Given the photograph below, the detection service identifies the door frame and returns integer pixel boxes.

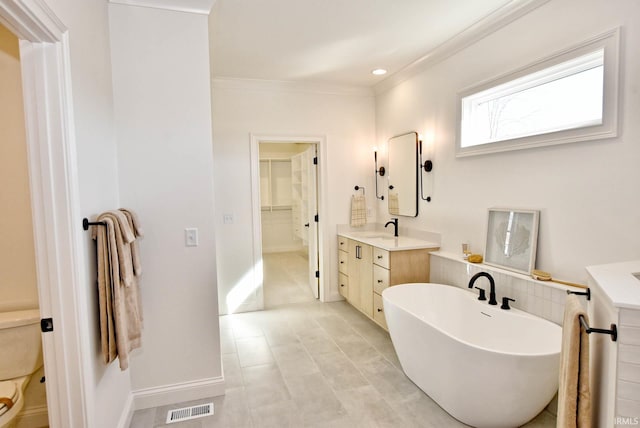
[249,134,328,309]
[0,1,89,426]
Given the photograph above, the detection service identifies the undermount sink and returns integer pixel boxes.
[359,233,396,239]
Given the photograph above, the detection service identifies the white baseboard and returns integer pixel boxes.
[15,405,49,428]
[131,376,225,411]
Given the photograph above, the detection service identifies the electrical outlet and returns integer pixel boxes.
[185,228,198,247]
[223,214,234,224]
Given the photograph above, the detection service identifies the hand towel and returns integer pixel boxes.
[350,194,367,227]
[388,192,399,215]
[119,208,143,276]
[557,294,592,428]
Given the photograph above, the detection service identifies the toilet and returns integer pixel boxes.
[0,309,43,428]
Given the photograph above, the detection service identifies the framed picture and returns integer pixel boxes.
[484,208,540,275]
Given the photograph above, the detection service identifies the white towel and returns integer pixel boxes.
[557,294,591,428]
[350,195,367,227]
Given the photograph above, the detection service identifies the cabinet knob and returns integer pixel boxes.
[340,261,344,264]
[340,283,344,287]
[377,280,383,283]
[377,308,383,312]
[377,255,383,259]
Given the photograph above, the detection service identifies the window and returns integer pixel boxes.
[456,28,619,156]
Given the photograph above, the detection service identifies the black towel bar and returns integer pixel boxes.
[567,288,591,300]
[579,314,617,342]
[82,218,107,231]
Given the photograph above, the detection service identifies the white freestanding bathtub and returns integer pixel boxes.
[382,283,561,428]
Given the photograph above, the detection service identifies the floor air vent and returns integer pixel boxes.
[166,402,214,424]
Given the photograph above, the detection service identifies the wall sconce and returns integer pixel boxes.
[419,139,433,202]
[374,149,385,200]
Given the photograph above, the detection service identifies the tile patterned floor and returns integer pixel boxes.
[263,251,315,308]
[130,254,556,428]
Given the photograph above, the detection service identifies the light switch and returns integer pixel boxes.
[223,214,234,224]
[185,228,198,247]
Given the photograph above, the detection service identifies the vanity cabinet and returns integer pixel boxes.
[338,234,436,330]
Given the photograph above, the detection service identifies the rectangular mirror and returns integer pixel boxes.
[388,132,418,217]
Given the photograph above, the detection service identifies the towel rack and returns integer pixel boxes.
[354,185,365,195]
[83,217,107,231]
[579,314,617,342]
[567,288,591,301]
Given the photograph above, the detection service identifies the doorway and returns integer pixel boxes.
[0,21,49,427]
[0,1,91,426]
[258,142,319,307]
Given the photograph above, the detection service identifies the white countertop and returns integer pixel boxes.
[586,260,640,310]
[338,231,440,251]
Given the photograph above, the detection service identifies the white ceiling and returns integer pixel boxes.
[208,0,514,87]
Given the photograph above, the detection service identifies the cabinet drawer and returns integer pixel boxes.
[373,264,390,295]
[337,235,348,250]
[373,247,390,269]
[373,293,388,330]
[338,250,349,274]
[339,273,349,298]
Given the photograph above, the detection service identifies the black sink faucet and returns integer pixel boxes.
[385,218,399,237]
[468,272,497,305]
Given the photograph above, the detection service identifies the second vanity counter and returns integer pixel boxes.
[337,230,439,330]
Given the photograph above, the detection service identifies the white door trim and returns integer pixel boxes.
[249,134,329,308]
[0,1,89,426]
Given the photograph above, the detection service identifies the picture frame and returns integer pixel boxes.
[484,208,540,275]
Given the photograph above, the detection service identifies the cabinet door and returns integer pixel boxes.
[346,239,373,316]
[373,264,390,295]
[373,293,388,330]
[338,272,349,298]
[358,244,373,317]
[347,240,361,309]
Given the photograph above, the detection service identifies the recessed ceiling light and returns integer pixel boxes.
[371,68,387,76]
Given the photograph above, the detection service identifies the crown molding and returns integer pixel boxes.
[374,0,551,95]
[108,0,216,15]
[212,77,374,97]
[0,0,66,42]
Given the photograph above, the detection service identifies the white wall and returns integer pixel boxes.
[0,22,38,311]
[212,79,376,314]
[109,3,223,397]
[375,0,640,283]
[40,0,130,426]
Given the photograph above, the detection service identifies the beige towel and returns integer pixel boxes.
[120,208,143,276]
[350,195,367,227]
[388,192,399,215]
[93,217,117,364]
[92,210,144,370]
[557,294,591,428]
